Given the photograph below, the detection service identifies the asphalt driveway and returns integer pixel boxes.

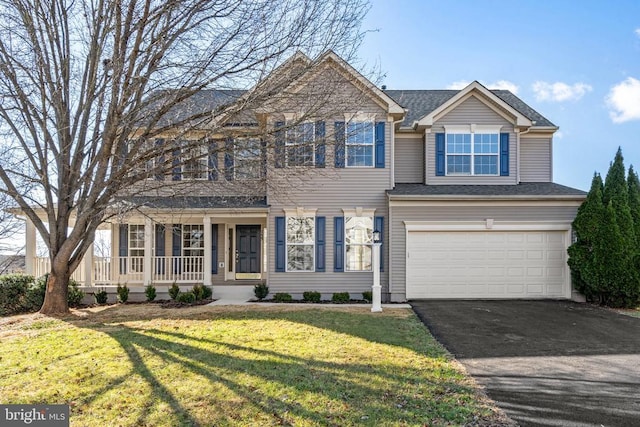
[410,300,640,427]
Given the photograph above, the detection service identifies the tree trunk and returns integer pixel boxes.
[39,264,71,315]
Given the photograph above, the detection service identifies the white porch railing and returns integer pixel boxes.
[33,256,205,285]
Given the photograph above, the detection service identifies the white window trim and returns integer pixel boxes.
[182,143,208,180]
[342,208,376,272]
[345,113,376,168]
[285,120,315,167]
[182,224,205,256]
[444,124,502,176]
[234,137,262,180]
[284,208,317,273]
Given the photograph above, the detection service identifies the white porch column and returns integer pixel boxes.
[143,218,153,285]
[371,240,382,313]
[25,218,36,275]
[203,216,212,286]
[84,243,94,287]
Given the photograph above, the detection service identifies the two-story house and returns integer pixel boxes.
[22,50,586,301]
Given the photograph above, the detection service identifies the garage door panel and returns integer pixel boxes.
[406,230,569,299]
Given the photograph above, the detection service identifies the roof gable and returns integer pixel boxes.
[416,81,532,128]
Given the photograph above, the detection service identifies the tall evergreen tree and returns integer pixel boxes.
[568,173,606,300]
[628,165,640,245]
[603,148,635,246]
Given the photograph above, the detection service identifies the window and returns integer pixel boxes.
[127,139,154,178]
[286,122,314,166]
[182,143,208,180]
[128,225,145,273]
[346,121,374,167]
[345,216,373,271]
[182,225,204,272]
[235,138,262,180]
[286,216,315,271]
[445,126,500,175]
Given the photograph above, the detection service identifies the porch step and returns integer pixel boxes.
[213,285,255,302]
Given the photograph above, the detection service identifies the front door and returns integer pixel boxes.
[236,225,261,277]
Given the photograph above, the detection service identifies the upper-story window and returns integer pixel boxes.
[346,121,374,167]
[286,122,315,167]
[234,138,262,180]
[182,144,208,180]
[445,125,501,176]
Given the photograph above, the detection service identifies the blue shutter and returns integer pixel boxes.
[334,216,344,272]
[172,224,181,274]
[224,137,234,181]
[155,138,165,181]
[315,121,325,168]
[435,133,445,176]
[374,121,385,168]
[500,133,509,176]
[275,121,285,168]
[315,216,326,272]
[261,138,267,178]
[374,216,384,272]
[172,147,181,181]
[275,216,285,272]
[119,224,128,274]
[208,139,218,181]
[334,122,345,168]
[211,224,218,274]
[155,224,165,274]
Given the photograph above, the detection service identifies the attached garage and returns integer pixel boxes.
[405,225,571,299]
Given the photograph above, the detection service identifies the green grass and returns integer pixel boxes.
[0,305,504,426]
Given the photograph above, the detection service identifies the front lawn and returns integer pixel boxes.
[0,305,509,426]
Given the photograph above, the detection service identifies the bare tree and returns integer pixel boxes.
[0,0,370,314]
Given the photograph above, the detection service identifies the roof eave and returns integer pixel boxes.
[387,194,586,202]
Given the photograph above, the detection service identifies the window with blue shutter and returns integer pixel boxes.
[275,122,285,168]
[334,217,344,272]
[172,147,182,181]
[315,121,325,168]
[435,133,445,176]
[172,224,181,274]
[375,122,385,168]
[119,224,128,274]
[224,137,234,181]
[154,139,165,181]
[315,217,326,272]
[275,216,285,272]
[155,224,165,274]
[208,140,218,181]
[500,133,509,176]
[335,122,345,168]
[211,224,218,274]
[374,216,384,272]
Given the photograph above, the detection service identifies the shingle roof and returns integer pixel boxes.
[385,89,555,128]
[151,89,246,127]
[120,196,268,209]
[387,183,586,198]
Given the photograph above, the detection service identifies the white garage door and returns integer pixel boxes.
[406,230,569,299]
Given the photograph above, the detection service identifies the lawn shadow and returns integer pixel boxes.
[63,304,485,426]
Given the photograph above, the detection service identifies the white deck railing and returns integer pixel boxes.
[33,256,205,285]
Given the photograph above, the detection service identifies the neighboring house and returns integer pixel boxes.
[21,51,586,301]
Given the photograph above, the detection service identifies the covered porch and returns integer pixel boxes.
[24,203,270,291]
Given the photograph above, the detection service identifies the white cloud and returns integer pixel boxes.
[607,77,640,123]
[635,28,640,37]
[554,131,564,139]
[446,80,519,94]
[532,81,592,102]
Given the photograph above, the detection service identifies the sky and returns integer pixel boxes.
[357,0,640,191]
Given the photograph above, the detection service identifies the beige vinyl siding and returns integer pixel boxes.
[520,137,552,182]
[388,203,580,302]
[426,96,517,185]
[394,135,424,183]
[264,66,392,297]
